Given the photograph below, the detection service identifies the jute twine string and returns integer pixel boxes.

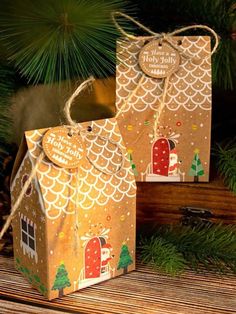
[153,76,170,140]
[0,152,45,240]
[64,77,125,175]
[64,76,124,252]
[113,12,219,140]
[112,12,219,54]
[0,77,125,242]
[64,77,95,131]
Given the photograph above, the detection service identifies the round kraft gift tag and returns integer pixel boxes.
[138,40,180,78]
[42,126,85,168]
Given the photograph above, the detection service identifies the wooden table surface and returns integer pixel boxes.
[1,254,236,314]
[1,169,236,313]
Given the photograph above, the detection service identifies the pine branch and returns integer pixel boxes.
[0,0,131,84]
[213,39,235,90]
[139,236,186,276]
[213,140,236,194]
[0,63,15,143]
[139,222,236,275]
[155,223,236,273]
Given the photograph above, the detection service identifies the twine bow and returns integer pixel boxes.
[112,12,219,53]
[0,77,125,246]
[113,12,220,140]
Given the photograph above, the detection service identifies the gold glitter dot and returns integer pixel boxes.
[59,232,64,239]
[120,215,125,221]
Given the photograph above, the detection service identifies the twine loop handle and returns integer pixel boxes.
[112,11,219,55]
[64,76,95,130]
[114,11,220,139]
[0,152,45,240]
[64,76,125,175]
[0,78,125,242]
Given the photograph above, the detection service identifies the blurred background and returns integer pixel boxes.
[0,0,235,254]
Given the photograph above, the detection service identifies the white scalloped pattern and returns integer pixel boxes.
[116,36,211,112]
[25,119,136,220]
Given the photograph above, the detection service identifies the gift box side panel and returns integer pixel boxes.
[45,194,136,300]
[44,192,136,300]
[76,118,137,289]
[11,151,49,298]
[116,36,212,182]
[158,106,212,182]
[23,127,81,299]
[32,118,137,299]
[10,118,137,300]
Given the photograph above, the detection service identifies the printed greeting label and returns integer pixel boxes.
[138,40,180,78]
[42,127,85,168]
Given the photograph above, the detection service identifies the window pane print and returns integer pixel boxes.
[28,224,34,237]
[22,231,28,244]
[21,219,27,231]
[29,237,35,250]
[21,217,36,252]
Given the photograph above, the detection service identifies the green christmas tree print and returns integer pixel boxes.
[15,257,48,297]
[128,151,138,176]
[52,263,71,298]
[189,150,204,182]
[117,244,133,274]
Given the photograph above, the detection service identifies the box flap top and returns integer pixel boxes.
[19,120,136,221]
[11,127,49,186]
[116,35,211,113]
[24,127,49,163]
[10,135,28,185]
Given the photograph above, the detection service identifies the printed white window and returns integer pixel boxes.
[20,214,38,263]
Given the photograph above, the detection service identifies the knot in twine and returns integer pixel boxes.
[113,12,220,140]
[0,77,125,245]
[64,77,94,131]
[112,12,219,54]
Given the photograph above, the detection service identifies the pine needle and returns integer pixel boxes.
[139,223,236,276]
[139,236,186,276]
[213,140,236,194]
[0,63,15,143]
[0,0,131,84]
[154,223,236,274]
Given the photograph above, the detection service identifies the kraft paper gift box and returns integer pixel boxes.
[116,35,214,182]
[10,118,136,300]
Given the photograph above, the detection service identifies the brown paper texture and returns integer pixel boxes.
[11,118,136,300]
[116,36,212,182]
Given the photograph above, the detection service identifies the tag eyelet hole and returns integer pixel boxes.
[67,132,73,137]
[177,40,182,45]
[87,126,92,132]
[158,42,162,47]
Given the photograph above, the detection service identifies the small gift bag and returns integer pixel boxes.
[1,78,136,300]
[114,13,219,182]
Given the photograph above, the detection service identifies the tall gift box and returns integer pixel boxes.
[115,15,218,182]
[10,116,136,300]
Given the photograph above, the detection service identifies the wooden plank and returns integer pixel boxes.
[1,299,70,314]
[136,173,236,226]
[0,255,236,314]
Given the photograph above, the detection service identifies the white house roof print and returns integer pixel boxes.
[116,36,211,112]
[25,118,136,220]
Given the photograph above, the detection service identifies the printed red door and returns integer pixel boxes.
[85,237,101,279]
[152,138,170,176]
